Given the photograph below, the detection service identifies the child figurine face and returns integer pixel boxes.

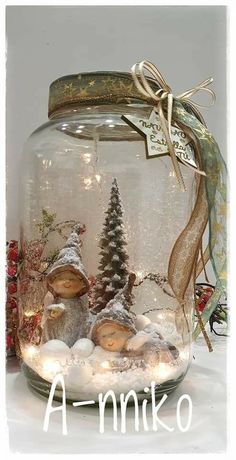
[96,322,134,352]
[50,271,86,298]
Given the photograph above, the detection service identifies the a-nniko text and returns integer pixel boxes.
[43,373,193,435]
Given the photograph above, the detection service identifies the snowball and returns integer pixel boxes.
[135,314,151,331]
[66,362,93,389]
[39,340,71,365]
[72,338,95,359]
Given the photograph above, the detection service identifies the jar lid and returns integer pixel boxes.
[48,71,156,117]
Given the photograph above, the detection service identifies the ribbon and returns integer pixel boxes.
[131,60,216,191]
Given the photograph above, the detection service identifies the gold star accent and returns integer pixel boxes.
[219,203,227,217]
[207,171,219,186]
[88,80,95,87]
[102,77,116,87]
[212,221,222,233]
[174,107,186,117]
[118,80,134,93]
[63,83,73,95]
[219,271,227,281]
[78,88,89,97]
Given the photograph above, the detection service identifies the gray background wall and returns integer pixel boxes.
[6,5,227,241]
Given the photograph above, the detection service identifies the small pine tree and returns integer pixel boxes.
[94,178,129,311]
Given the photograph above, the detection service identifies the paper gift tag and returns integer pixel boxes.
[122,109,197,168]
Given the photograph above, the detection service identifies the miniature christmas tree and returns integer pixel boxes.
[94,178,129,312]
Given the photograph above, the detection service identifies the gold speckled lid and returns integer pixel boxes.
[48,71,156,118]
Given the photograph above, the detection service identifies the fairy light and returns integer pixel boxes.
[157,312,164,321]
[179,348,190,361]
[136,270,144,280]
[24,345,38,359]
[95,174,101,183]
[101,360,110,369]
[83,153,92,164]
[42,159,52,168]
[154,362,172,380]
[84,177,92,189]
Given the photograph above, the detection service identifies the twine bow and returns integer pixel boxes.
[131,60,216,191]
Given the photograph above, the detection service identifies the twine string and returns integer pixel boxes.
[131,60,216,191]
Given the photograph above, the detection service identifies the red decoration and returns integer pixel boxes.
[7,248,18,263]
[197,286,214,312]
[18,312,42,345]
[6,240,19,356]
[7,266,17,277]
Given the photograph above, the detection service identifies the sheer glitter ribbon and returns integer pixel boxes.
[131,60,227,340]
[131,60,215,191]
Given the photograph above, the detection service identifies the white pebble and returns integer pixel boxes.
[66,362,93,389]
[135,314,151,331]
[72,338,95,359]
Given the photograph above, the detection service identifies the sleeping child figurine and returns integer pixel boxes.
[90,273,179,367]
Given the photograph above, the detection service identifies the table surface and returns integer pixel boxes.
[6,334,227,454]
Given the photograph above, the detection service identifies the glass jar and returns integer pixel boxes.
[18,71,201,403]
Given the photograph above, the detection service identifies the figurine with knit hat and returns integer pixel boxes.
[91,273,137,352]
[90,272,179,365]
[41,224,91,347]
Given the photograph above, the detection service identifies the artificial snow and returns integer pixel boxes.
[23,316,189,402]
